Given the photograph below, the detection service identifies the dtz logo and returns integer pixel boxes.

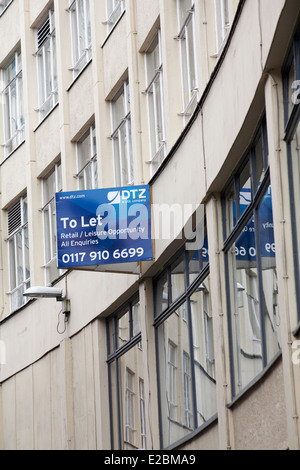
[107,188,147,204]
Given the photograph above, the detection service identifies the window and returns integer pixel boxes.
[139,380,147,449]
[283,24,300,124]
[42,162,63,284]
[223,118,281,397]
[69,0,92,78]
[125,369,135,445]
[286,116,300,331]
[214,0,230,53]
[283,23,300,330]
[110,80,133,186]
[183,352,192,428]
[1,49,25,157]
[154,223,217,449]
[7,196,30,312]
[107,297,147,450]
[105,0,125,33]
[35,8,58,121]
[176,0,198,123]
[76,125,98,190]
[0,0,13,15]
[167,341,178,421]
[144,32,166,175]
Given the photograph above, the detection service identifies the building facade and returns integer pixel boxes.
[0,0,300,450]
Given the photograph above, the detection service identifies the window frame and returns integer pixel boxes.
[75,124,98,190]
[110,80,133,187]
[107,295,146,450]
[68,0,92,78]
[125,368,136,445]
[35,8,58,122]
[176,1,198,123]
[139,379,147,449]
[283,22,300,333]
[154,230,217,449]
[214,0,230,54]
[105,0,125,33]
[41,162,63,285]
[1,49,25,157]
[283,23,300,127]
[0,0,14,15]
[144,31,167,176]
[7,195,30,312]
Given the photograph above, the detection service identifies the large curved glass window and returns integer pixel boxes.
[107,296,147,450]
[154,218,217,449]
[223,118,281,397]
[283,22,300,334]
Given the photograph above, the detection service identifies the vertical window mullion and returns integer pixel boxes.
[84,0,89,55]
[118,127,123,186]
[88,127,94,189]
[50,36,55,107]
[123,83,131,183]
[13,234,19,289]
[2,88,8,144]
[48,201,54,260]
[115,359,123,450]
[84,167,88,189]
[48,11,54,101]
[89,126,93,161]
[159,72,166,146]
[15,53,21,139]
[187,294,198,430]
[16,76,21,140]
[91,160,95,189]
[152,81,159,152]
[21,226,27,285]
[185,24,192,97]
[112,139,118,186]
[75,0,80,62]
[82,0,86,57]
[220,0,225,39]
[43,47,47,105]
[253,206,268,368]
[125,117,131,184]
[12,235,17,289]
[54,163,58,192]
[20,198,25,284]
[8,238,14,291]
[8,85,12,139]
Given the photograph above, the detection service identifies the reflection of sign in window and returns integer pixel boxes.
[234,188,275,261]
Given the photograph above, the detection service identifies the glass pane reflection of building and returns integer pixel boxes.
[108,298,146,450]
[227,188,281,395]
[290,119,300,299]
[157,275,217,448]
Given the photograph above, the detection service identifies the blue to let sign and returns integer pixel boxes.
[56,185,153,269]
